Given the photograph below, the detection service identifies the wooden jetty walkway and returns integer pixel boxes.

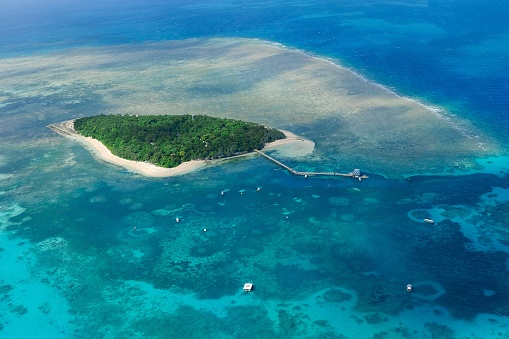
[254,150,368,180]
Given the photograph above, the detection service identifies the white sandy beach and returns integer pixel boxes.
[49,120,315,177]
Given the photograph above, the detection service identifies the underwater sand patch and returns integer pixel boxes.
[130,249,145,259]
[363,197,378,204]
[119,198,132,205]
[281,208,293,215]
[0,173,15,180]
[0,204,27,230]
[89,195,106,203]
[266,132,315,158]
[129,203,143,210]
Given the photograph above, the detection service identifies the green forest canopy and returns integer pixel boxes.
[74,114,286,168]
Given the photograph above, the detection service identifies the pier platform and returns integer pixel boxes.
[254,150,368,180]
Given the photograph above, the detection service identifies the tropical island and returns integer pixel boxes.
[74,114,286,168]
[49,114,314,177]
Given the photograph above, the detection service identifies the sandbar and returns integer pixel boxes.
[48,120,314,177]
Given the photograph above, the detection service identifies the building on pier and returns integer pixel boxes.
[352,168,361,177]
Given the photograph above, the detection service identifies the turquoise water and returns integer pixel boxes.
[3,151,509,337]
[2,1,509,338]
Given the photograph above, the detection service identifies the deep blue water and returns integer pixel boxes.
[2,0,509,138]
[2,0,509,338]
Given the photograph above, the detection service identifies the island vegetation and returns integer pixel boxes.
[73,114,286,168]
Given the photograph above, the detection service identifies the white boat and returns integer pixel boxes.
[407,284,413,292]
[424,218,434,224]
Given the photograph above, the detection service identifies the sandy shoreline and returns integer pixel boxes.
[48,120,315,177]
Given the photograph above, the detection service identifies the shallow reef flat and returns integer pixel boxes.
[0,38,499,177]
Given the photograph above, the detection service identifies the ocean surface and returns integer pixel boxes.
[1,0,509,338]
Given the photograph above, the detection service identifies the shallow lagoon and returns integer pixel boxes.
[1,39,509,338]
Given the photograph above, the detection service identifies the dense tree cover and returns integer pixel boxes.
[74,114,285,168]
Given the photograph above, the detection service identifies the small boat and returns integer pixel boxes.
[424,218,434,224]
[176,218,180,223]
[243,283,253,292]
[407,284,413,292]
[221,190,225,196]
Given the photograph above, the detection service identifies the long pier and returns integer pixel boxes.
[254,150,368,180]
